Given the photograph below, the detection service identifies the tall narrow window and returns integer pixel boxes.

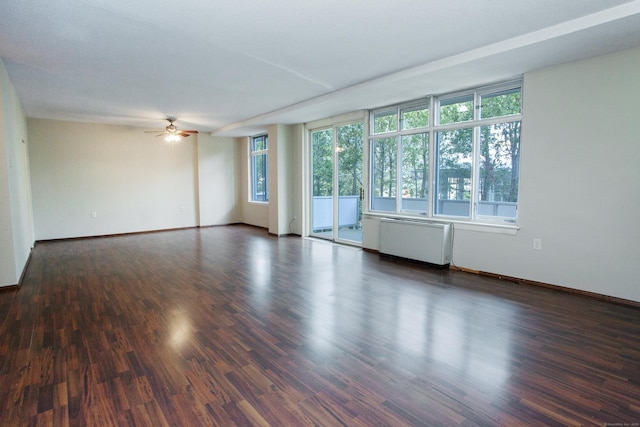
[401,133,428,212]
[435,128,473,217]
[477,86,521,218]
[250,135,268,202]
[478,121,520,218]
[371,137,397,212]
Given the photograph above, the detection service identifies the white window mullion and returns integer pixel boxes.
[362,112,371,215]
[332,128,339,241]
[469,91,481,219]
[471,125,481,220]
[394,106,402,213]
[427,96,436,217]
[396,134,402,213]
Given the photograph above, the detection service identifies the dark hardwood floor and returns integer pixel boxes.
[1,225,639,426]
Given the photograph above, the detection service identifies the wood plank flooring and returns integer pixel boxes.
[1,225,639,426]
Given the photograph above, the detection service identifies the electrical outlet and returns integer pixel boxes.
[533,238,542,250]
[91,211,97,218]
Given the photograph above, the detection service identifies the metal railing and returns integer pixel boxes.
[312,196,360,230]
[371,197,517,217]
[312,196,516,231]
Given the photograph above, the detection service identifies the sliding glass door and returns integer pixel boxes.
[310,122,363,244]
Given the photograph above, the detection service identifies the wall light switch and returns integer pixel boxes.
[533,238,542,250]
[91,211,97,218]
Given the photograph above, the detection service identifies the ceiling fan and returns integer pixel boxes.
[145,118,198,142]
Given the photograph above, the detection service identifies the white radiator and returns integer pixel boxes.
[379,219,452,266]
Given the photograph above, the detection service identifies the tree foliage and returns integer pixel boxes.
[478,91,521,202]
[337,123,363,196]
[402,133,428,198]
[312,129,332,197]
[437,128,473,200]
[372,137,396,197]
[373,112,397,134]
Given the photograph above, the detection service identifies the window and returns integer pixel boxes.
[401,101,429,130]
[372,108,398,134]
[477,121,520,217]
[369,80,522,222]
[435,128,472,216]
[371,137,397,211]
[401,133,428,212]
[438,94,473,125]
[250,134,268,202]
[480,87,521,119]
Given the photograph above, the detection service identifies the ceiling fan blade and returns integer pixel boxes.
[144,130,165,133]
[178,132,192,137]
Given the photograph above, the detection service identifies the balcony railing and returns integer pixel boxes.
[312,196,516,232]
[312,196,360,230]
[371,197,517,217]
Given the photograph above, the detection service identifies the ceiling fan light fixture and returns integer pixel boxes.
[146,118,196,143]
[165,134,181,143]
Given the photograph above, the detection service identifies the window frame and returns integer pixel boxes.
[400,99,430,131]
[371,107,399,135]
[368,79,523,225]
[249,134,269,203]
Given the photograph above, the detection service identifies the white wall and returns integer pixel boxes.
[28,119,199,240]
[197,134,242,226]
[0,81,14,285]
[267,124,296,235]
[239,127,303,234]
[513,47,639,301]
[290,124,304,236]
[364,47,640,302]
[0,59,33,287]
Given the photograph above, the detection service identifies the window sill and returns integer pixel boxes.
[362,212,519,235]
[248,201,269,206]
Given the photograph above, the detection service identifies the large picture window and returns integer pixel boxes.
[250,135,268,202]
[369,80,522,223]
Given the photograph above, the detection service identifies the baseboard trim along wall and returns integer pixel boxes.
[365,247,639,308]
[450,265,640,309]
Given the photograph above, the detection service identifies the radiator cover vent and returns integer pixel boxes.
[379,219,452,267]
